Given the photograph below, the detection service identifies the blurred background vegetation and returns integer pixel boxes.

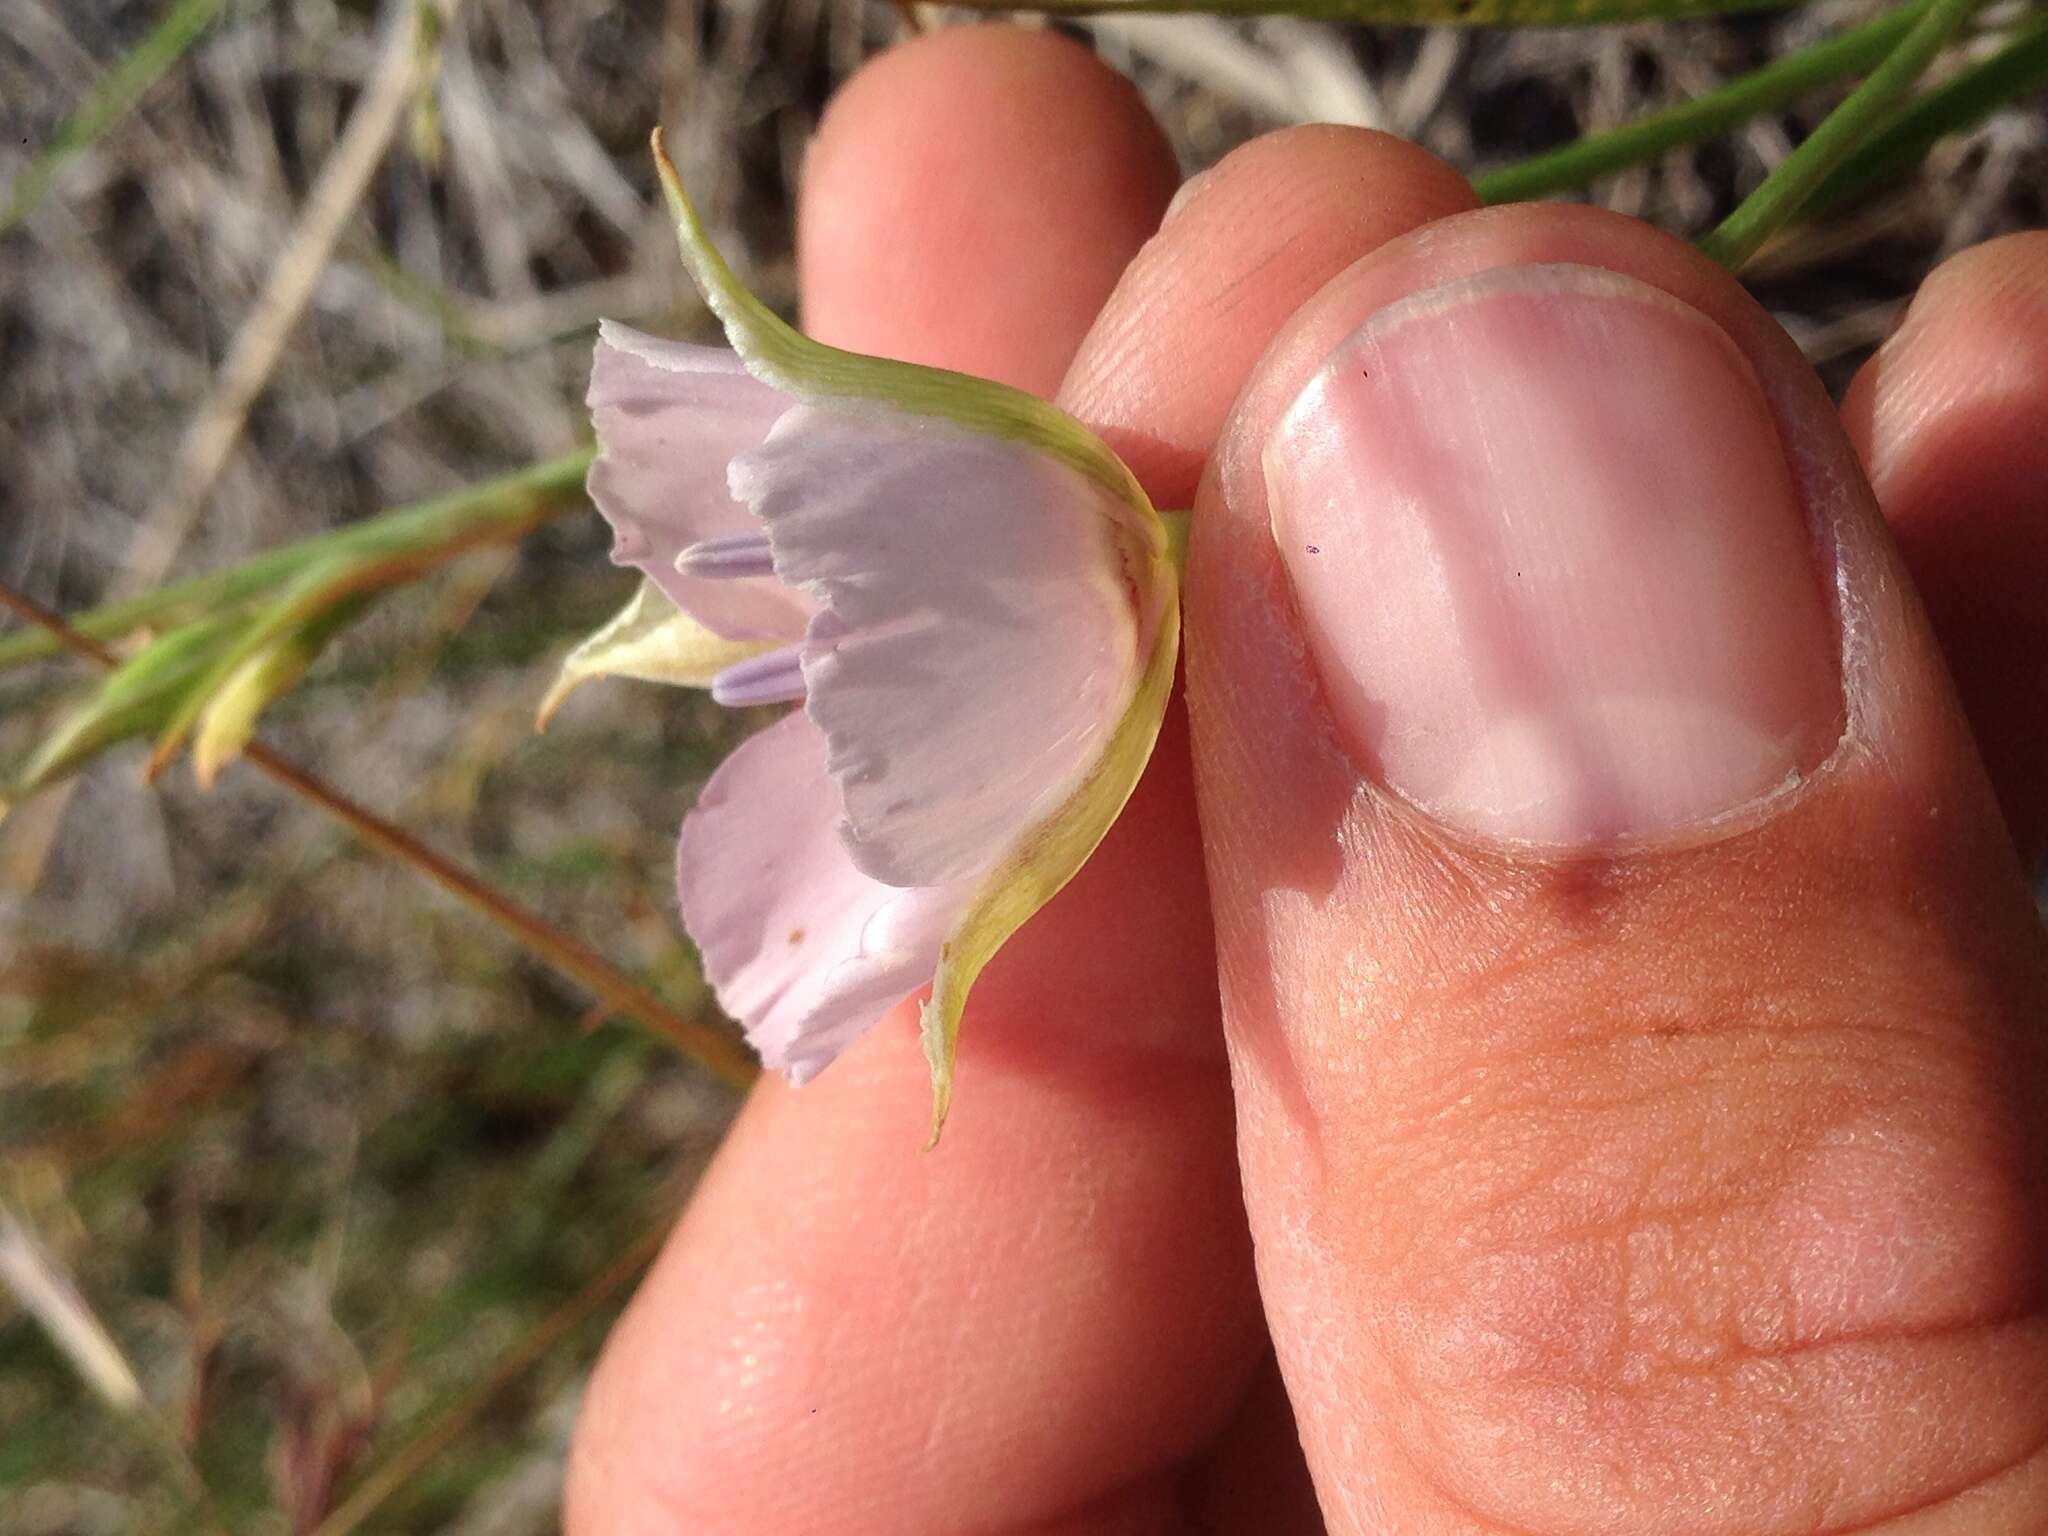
[0,0,2041,1530]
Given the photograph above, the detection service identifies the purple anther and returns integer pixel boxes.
[711,645,807,709]
[676,531,776,581]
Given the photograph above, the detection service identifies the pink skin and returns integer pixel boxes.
[567,25,2048,1536]
[1189,202,2048,1532]
[1265,263,1843,845]
[1841,234,2048,868]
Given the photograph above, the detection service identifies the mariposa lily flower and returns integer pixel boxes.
[548,132,1179,1137]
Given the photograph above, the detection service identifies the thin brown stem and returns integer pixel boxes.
[125,0,469,594]
[311,1214,671,1536]
[0,579,756,1090]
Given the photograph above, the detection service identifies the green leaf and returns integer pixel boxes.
[1475,1,1929,204]
[2,614,240,807]
[1807,14,2048,217]
[0,450,591,673]
[189,594,375,787]
[146,553,430,779]
[1700,0,1989,269]
[535,580,769,730]
[1,0,230,235]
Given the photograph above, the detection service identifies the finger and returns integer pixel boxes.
[1188,205,2048,1534]
[572,31,1216,1536]
[572,703,1252,1536]
[1843,232,2048,867]
[795,26,1176,392]
[1063,125,1478,504]
[565,91,1475,1536]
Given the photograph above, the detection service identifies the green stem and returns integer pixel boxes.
[1,0,232,234]
[1476,1,1928,203]
[0,578,757,1090]
[965,0,1794,23]
[0,448,592,671]
[1700,0,1989,268]
[1807,13,2048,215]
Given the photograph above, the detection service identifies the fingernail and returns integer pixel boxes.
[1267,263,1845,846]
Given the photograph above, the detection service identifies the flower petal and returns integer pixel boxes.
[678,710,970,1084]
[639,132,1190,1132]
[535,579,769,730]
[921,582,1181,1139]
[730,405,1152,890]
[649,130,1157,523]
[587,321,813,643]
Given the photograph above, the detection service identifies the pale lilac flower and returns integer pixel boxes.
[548,133,1180,1134]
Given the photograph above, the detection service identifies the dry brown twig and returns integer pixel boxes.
[125,0,469,598]
[0,578,758,1090]
[4,0,470,892]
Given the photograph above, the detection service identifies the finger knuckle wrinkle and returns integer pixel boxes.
[1353,1016,2048,1534]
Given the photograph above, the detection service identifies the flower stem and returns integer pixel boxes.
[0,449,594,672]
[1699,0,1990,269]
[1475,1,1928,203]
[0,577,756,1091]
[234,743,755,1087]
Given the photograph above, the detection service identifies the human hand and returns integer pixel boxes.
[566,27,2048,1534]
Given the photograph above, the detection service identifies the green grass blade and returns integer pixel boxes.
[190,594,375,787]
[3,614,240,801]
[957,0,1796,22]
[0,577,759,1089]
[1807,14,2048,216]
[1,0,229,235]
[1476,2,1928,202]
[145,555,388,781]
[1700,0,1990,267]
[0,449,592,672]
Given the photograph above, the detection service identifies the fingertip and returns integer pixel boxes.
[1188,204,1871,884]
[573,39,1234,1535]
[563,1034,1259,1535]
[798,25,1178,394]
[1842,232,2048,862]
[1843,231,2048,493]
[1188,204,2048,1533]
[1062,124,1477,503]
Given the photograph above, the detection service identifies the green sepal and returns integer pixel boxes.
[2,613,240,811]
[920,580,1181,1144]
[190,593,373,787]
[145,553,422,781]
[536,580,769,730]
[649,130,1161,563]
